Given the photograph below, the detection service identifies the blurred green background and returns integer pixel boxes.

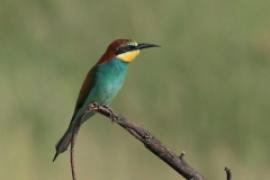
[1,0,270,179]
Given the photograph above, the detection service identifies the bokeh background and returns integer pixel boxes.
[1,0,270,179]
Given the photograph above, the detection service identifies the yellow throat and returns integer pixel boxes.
[116,50,140,62]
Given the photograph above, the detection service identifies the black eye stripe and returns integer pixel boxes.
[128,45,135,50]
[116,45,137,54]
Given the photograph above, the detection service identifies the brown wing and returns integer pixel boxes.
[71,65,97,119]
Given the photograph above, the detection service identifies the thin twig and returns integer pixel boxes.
[224,167,232,180]
[70,127,80,180]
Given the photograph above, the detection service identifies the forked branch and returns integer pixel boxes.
[69,102,233,180]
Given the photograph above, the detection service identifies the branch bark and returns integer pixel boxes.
[88,103,205,180]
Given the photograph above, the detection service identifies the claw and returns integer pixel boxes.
[104,105,118,122]
[89,101,98,110]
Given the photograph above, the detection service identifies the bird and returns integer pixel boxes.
[53,39,159,161]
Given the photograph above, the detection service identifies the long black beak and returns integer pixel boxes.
[137,43,160,50]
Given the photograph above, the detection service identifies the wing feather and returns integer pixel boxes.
[71,65,97,119]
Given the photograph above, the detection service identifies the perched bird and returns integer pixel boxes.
[53,39,159,161]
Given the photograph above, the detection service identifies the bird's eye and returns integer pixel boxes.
[127,45,137,50]
[116,45,137,54]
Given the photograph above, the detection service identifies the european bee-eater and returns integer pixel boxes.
[53,39,159,161]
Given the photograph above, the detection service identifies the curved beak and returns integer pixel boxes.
[137,43,160,50]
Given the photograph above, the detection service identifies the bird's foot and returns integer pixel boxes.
[103,105,118,123]
[89,101,98,110]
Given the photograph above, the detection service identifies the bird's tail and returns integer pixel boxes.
[53,110,94,162]
[53,123,79,162]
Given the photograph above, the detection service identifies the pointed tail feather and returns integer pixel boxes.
[53,126,74,162]
[53,110,94,161]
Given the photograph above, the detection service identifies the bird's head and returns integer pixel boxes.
[98,39,159,64]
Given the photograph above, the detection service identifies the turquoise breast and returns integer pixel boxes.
[85,58,128,105]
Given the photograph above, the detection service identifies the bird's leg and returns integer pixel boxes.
[89,102,118,122]
[89,101,98,111]
[103,105,118,123]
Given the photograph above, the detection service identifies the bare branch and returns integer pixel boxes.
[70,126,81,180]
[224,167,232,180]
[88,102,205,180]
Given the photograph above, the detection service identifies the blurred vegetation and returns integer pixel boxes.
[0,0,270,179]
